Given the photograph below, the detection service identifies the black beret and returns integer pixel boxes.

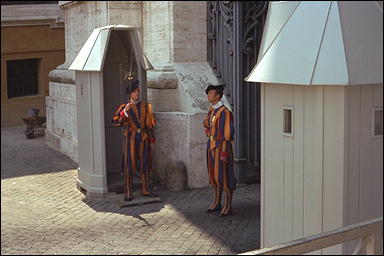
[205,84,225,94]
[126,80,140,94]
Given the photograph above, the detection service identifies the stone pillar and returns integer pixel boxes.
[143,1,229,188]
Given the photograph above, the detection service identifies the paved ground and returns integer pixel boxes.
[1,126,260,255]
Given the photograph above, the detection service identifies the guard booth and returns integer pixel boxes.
[69,25,153,197]
[245,1,382,255]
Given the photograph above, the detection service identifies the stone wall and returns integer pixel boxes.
[147,62,228,188]
[152,112,209,188]
[62,1,142,67]
[143,1,226,188]
[173,1,207,63]
[46,81,78,162]
[142,1,173,69]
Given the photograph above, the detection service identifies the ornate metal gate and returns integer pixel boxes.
[207,1,268,183]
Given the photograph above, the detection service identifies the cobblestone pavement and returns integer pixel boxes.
[1,126,260,255]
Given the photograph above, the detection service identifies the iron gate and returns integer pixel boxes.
[207,1,268,183]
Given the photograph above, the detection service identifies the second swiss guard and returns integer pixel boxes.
[112,79,157,201]
[203,84,236,217]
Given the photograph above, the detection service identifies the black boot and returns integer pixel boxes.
[219,189,233,217]
[206,186,222,213]
[141,173,158,197]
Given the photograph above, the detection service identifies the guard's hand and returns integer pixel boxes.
[220,152,228,163]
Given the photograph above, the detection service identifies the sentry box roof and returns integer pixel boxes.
[69,25,153,72]
[245,1,383,85]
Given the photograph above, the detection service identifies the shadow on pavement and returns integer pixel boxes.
[2,125,260,253]
[81,183,260,253]
[1,126,78,179]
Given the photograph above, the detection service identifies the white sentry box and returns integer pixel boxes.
[245,1,383,254]
[69,25,153,197]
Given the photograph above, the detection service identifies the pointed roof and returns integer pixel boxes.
[69,25,153,72]
[245,1,383,85]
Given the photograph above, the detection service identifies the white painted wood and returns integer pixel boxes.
[344,85,361,253]
[292,86,304,240]
[264,84,285,246]
[259,83,383,255]
[99,72,107,189]
[241,217,383,255]
[371,85,383,220]
[90,72,104,178]
[352,236,368,255]
[74,72,108,193]
[359,86,374,222]
[344,85,383,254]
[282,86,294,242]
[76,72,93,174]
[282,138,294,241]
[373,85,383,109]
[342,85,350,255]
[260,83,265,248]
[366,230,382,255]
[322,86,345,254]
[302,86,323,255]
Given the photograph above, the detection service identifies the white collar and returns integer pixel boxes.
[212,100,224,109]
[130,99,139,105]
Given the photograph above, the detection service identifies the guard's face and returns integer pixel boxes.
[207,90,220,104]
[130,87,140,101]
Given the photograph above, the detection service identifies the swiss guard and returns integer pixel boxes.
[203,84,236,217]
[112,79,157,201]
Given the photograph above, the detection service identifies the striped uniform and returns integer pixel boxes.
[113,101,156,177]
[203,104,236,191]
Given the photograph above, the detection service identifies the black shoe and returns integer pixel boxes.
[142,192,158,197]
[206,205,221,213]
[124,195,133,201]
[219,209,232,217]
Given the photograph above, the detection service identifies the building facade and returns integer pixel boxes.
[47,1,227,189]
[47,1,268,189]
[1,1,65,127]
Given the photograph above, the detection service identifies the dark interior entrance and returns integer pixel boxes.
[103,30,140,192]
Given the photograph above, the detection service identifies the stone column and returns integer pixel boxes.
[143,1,227,188]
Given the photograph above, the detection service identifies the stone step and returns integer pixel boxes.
[105,191,162,208]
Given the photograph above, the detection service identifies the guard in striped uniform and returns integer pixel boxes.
[203,84,236,217]
[112,80,157,201]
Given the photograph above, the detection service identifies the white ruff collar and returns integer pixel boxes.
[213,100,224,109]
